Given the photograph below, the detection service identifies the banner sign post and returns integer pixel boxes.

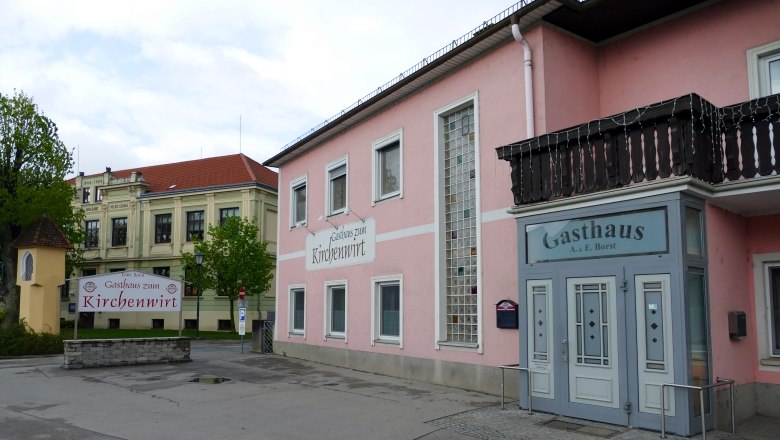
[75,270,183,339]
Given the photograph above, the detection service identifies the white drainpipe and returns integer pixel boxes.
[511,17,535,138]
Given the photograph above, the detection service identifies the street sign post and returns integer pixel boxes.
[238,287,247,353]
[238,307,246,335]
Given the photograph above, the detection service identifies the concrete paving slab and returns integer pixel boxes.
[0,340,776,440]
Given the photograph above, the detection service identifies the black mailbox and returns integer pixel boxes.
[496,300,519,329]
[728,311,747,340]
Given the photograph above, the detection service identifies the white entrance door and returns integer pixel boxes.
[567,277,620,408]
[527,279,554,399]
[635,274,675,415]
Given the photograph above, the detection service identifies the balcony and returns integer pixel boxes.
[496,93,780,210]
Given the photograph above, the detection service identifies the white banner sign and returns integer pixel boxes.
[306,218,375,271]
[77,270,182,312]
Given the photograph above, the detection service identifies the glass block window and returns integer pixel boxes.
[443,104,478,344]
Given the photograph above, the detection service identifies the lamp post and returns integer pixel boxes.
[195,251,203,338]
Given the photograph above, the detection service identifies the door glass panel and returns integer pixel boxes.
[687,271,710,416]
[574,282,610,366]
[583,292,602,358]
[645,290,665,364]
[533,291,548,360]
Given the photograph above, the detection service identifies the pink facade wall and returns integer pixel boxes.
[598,0,780,112]
[531,0,780,122]
[275,0,780,378]
[746,214,780,385]
[706,205,754,384]
[708,206,780,386]
[276,39,526,366]
[536,25,601,134]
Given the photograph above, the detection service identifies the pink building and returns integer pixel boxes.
[265,0,780,435]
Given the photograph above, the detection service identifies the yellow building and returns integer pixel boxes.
[15,216,70,334]
[65,154,278,331]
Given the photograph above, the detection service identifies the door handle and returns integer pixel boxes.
[562,338,568,363]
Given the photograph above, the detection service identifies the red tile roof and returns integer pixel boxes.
[73,153,277,194]
[13,216,72,249]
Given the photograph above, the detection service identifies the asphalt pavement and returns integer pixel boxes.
[0,340,774,440]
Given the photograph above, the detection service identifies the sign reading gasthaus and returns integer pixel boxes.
[306,218,376,271]
[77,270,182,312]
[526,208,667,263]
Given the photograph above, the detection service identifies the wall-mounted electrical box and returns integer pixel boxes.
[728,311,747,340]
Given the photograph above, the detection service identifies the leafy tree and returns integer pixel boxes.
[182,216,274,330]
[0,90,84,328]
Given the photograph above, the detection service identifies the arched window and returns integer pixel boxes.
[22,251,33,281]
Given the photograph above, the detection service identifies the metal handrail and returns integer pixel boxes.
[499,364,532,414]
[660,378,735,439]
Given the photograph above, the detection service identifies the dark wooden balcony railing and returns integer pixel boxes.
[496,93,780,206]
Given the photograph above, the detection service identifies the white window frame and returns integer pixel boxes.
[325,157,348,216]
[287,284,306,337]
[289,175,308,228]
[324,280,348,341]
[371,275,403,347]
[372,129,403,204]
[747,40,780,99]
[433,92,483,353]
[753,253,780,370]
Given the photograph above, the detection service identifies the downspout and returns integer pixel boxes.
[511,15,535,138]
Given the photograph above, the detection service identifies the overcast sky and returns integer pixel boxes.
[1,0,517,177]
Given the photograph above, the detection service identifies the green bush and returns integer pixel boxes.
[0,321,64,356]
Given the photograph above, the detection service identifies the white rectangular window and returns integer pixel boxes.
[327,159,348,216]
[748,40,780,98]
[325,283,347,339]
[769,266,780,356]
[372,276,403,345]
[753,255,780,367]
[373,131,402,202]
[290,176,307,227]
[288,286,306,335]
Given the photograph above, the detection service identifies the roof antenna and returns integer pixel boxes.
[239,115,242,154]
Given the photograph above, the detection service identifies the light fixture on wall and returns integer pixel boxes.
[319,215,338,230]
